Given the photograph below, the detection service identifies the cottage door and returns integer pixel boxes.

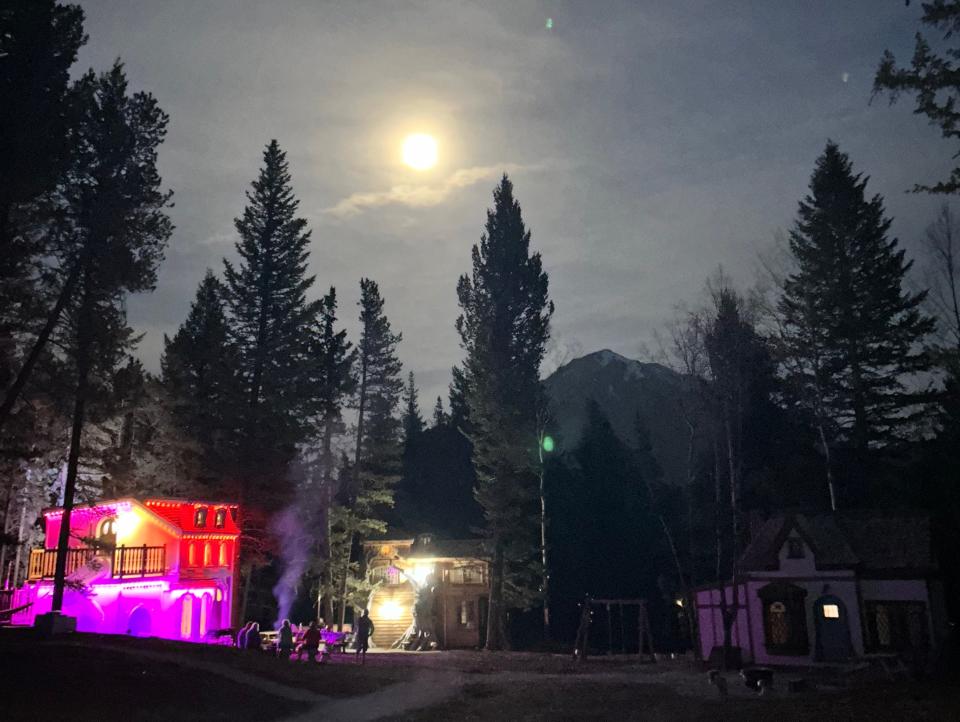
[814,595,853,661]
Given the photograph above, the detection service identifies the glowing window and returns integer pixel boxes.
[187,543,196,567]
[97,517,116,540]
[822,604,840,619]
[199,596,208,637]
[194,507,208,528]
[214,509,226,528]
[203,543,212,566]
[459,600,475,626]
[215,588,223,602]
[768,601,789,645]
[181,595,193,639]
[219,542,228,566]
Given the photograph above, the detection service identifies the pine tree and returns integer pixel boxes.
[432,396,448,427]
[160,270,238,480]
[334,278,402,626]
[222,139,321,506]
[779,142,935,496]
[455,175,554,649]
[402,371,424,442]
[0,1,86,431]
[45,62,172,612]
[311,287,356,488]
[308,286,356,624]
[874,1,960,194]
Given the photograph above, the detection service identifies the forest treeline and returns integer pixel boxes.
[1,1,959,649]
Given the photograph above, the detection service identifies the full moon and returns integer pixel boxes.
[402,133,438,170]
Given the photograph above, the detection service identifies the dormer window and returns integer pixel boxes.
[97,517,117,545]
[194,507,208,528]
[787,537,804,559]
[214,509,226,529]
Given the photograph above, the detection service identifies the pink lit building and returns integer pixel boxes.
[11,498,240,642]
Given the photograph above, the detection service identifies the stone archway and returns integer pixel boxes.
[128,605,152,637]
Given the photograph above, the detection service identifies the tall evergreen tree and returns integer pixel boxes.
[308,286,356,623]
[160,270,237,479]
[0,0,86,431]
[456,175,554,649]
[432,396,448,427]
[779,142,935,498]
[333,278,402,626]
[402,371,424,442]
[222,139,321,507]
[46,62,172,612]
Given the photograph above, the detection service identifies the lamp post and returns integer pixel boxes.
[538,431,554,640]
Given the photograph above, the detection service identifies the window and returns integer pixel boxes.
[450,565,485,585]
[787,537,805,559]
[214,508,226,528]
[758,582,809,655]
[459,600,475,627]
[219,542,228,566]
[203,542,212,566]
[187,543,197,567]
[822,604,840,619]
[97,517,116,539]
[180,595,194,639]
[864,601,929,653]
[194,507,208,528]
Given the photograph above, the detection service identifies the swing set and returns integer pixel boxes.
[572,595,656,663]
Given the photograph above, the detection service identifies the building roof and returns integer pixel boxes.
[738,512,935,574]
[364,534,487,561]
[43,497,240,537]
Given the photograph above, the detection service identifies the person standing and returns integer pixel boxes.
[302,621,322,663]
[355,608,375,664]
[237,621,251,650]
[278,619,295,659]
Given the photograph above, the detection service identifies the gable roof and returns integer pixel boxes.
[738,512,935,574]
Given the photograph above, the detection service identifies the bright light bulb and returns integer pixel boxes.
[402,133,438,170]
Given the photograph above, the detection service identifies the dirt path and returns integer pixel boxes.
[287,670,466,722]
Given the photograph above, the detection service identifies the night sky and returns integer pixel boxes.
[74,1,952,405]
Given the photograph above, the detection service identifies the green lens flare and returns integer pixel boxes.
[542,435,555,453]
[546,18,553,30]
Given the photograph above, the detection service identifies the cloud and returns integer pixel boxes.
[323,163,535,218]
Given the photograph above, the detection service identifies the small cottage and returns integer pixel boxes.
[695,513,947,666]
[363,534,489,649]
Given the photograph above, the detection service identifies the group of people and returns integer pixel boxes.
[237,610,375,664]
[235,620,262,650]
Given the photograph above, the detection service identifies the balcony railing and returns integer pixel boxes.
[27,545,166,581]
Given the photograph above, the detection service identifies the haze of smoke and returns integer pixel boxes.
[270,506,311,629]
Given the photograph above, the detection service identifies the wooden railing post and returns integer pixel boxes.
[140,544,147,577]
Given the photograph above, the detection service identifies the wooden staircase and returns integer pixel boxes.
[369,582,415,649]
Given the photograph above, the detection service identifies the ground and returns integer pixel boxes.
[0,629,956,721]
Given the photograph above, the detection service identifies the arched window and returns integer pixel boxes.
[758,581,809,655]
[180,595,194,639]
[203,542,212,566]
[214,509,226,528]
[218,542,228,566]
[188,543,196,567]
[199,595,209,638]
[194,507,208,528]
[97,517,116,539]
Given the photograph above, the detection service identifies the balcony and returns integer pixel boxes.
[27,545,166,581]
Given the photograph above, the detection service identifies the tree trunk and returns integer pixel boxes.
[0,261,81,434]
[484,541,506,650]
[51,304,92,612]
